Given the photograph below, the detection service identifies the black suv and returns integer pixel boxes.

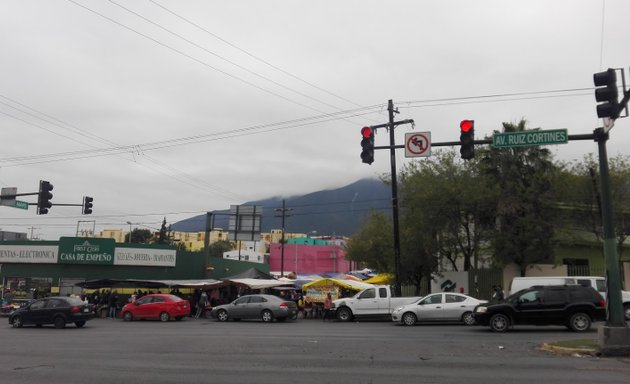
[9,296,94,329]
[473,285,606,332]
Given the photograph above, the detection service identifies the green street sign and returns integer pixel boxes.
[493,129,568,148]
[12,200,29,210]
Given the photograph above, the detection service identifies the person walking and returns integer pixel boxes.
[108,290,119,319]
[195,290,208,319]
[322,293,333,321]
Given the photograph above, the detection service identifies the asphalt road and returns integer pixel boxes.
[1,317,629,384]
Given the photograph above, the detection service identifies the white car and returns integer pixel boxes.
[392,292,487,326]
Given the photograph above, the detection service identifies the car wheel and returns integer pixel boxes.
[159,312,170,322]
[336,307,352,322]
[11,315,23,328]
[402,312,417,326]
[123,312,133,322]
[261,309,274,323]
[54,316,66,329]
[489,313,509,332]
[75,321,86,328]
[568,312,591,332]
[462,311,476,326]
[624,304,630,321]
[217,310,229,322]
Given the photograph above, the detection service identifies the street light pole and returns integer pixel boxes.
[126,221,132,243]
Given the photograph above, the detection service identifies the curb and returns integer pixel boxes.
[539,343,599,357]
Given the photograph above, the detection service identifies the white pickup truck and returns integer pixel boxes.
[333,285,422,322]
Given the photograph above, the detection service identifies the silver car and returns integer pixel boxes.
[210,294,298,323]
[391,292,487,326]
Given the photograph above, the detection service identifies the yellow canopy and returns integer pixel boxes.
[301,278,373,291]
[363,273,394,285]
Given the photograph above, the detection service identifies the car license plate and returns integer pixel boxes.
[83,308,90,313]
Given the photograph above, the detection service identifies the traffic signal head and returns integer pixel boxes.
[593,68,619,119]
[360,126,374,164]
[82,196,93,215]
[37,180,53,215]
[459,120,475,160]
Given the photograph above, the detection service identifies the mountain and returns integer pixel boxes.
[171,178,391,236]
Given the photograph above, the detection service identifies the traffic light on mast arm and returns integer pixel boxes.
[82,196,93,215]
[36,180,53,215]
[360,126,374,164]
[459,120,475,160]
[593,68,620,119]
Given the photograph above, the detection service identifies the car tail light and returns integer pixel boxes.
[598,299,606,308]
[71,306,80,313]
[279,302,288,308]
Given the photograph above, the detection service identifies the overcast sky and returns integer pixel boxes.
[1,0,629,240]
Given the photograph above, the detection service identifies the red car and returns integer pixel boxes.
[121,294,190,322]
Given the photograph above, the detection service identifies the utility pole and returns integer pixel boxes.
[275,200,293,277]
[366,100,414,296]
[387,100,403,297]
[27,227,39,240]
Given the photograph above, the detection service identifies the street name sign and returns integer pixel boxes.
[493,129,568,148]
[12,200,29,210]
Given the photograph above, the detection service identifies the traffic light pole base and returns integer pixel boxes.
[598,325,630,356]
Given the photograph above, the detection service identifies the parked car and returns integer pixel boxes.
[391,292,486,326]
[120,294,190,322]
[210,294,298,322]
[8,296,94,329]
[333,285,422,322]
[473,285,606,332]
[509,275,630,320]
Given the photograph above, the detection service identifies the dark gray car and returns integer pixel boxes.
[210,294,298,322]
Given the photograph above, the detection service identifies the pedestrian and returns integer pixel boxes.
[195,290,208,319]
[322,293,333,321]
[492,285,504,303]
[108,290,119,319]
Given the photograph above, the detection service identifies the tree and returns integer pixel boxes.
[479,120,560,276]
[345,211,394,274]
[207,240,235,258]
[157,217,168,245]
[557,153,630,258]
[125,228,153,244]
[399,150,496,272]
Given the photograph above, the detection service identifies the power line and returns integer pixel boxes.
[67,0,345,116]
[148,0,366,109]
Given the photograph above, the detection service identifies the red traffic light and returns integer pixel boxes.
[361,126,373,138]
[460,120,474,132]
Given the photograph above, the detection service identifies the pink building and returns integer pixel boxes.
[268,242,351,275]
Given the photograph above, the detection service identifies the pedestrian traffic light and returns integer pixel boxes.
[460,120,475,160]
[82,196,93,215]
[593,68,619,119]
[360,126,374,164]
[37,180,53,215]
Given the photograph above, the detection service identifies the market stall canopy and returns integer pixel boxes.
[227,278,291,290]
[363,274,394,285]
[75,278,222,289]
[301,278,374,292]
[222,268,275,280]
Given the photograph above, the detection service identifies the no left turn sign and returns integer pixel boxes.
[405,132,431,158]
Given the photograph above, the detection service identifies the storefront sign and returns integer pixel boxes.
[305,285,339,303]
[115,247,176,267]
[0,245,58,264]
[58,237,115,265]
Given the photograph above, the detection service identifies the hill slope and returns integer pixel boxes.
[171,178,391,236]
